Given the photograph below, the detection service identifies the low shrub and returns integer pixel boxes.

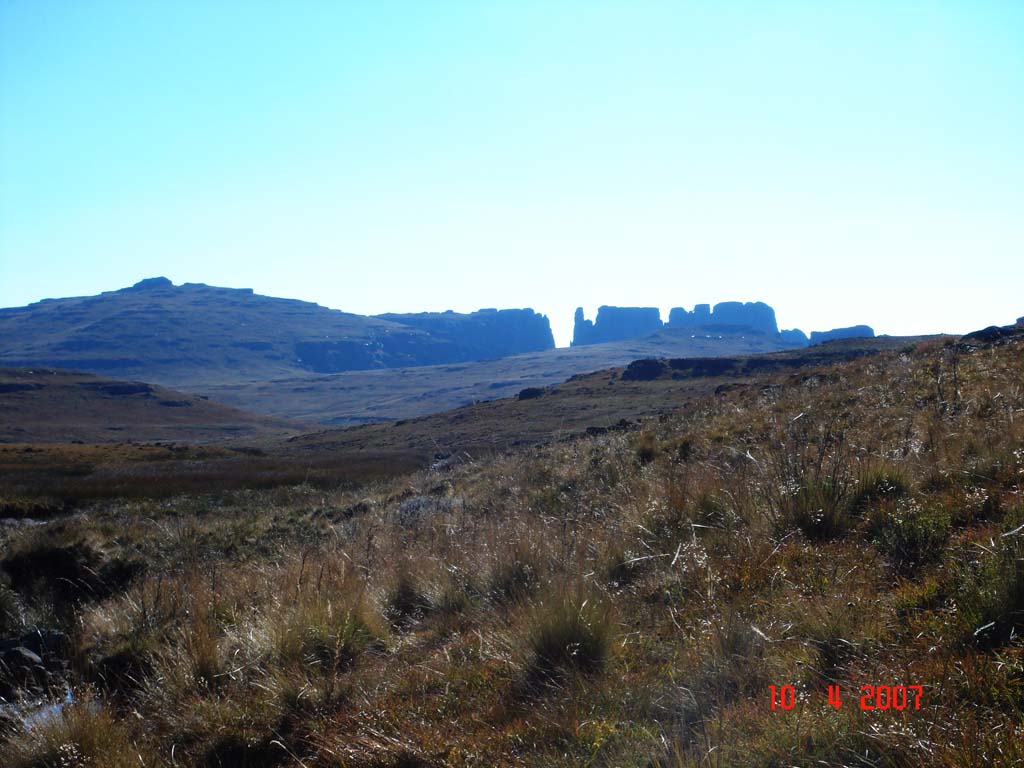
[874,499,951,574]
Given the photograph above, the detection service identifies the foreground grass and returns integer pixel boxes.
[1,336,1023,765]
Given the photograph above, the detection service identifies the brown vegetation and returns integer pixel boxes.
[2,334,1023,765]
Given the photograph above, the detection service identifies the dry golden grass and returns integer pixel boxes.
[1,335,1023,765]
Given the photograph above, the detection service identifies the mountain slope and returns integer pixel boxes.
[0,278,554,387]
[201,326,805,424]
[274,335,932,456]
[0,367,301,443]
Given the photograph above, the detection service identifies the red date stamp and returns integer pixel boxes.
[769,684,923,711]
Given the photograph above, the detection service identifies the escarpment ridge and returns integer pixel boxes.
[572,302,873,347]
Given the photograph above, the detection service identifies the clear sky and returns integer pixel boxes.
[1,1,1022,347]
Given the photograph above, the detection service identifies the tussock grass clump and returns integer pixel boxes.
[527,594,611,680]
[488,549,541,604]
[604,544,645,588]
[633,431,659,465]
[957,525,1024,647]
[385,571,432,627]
[848,468,907,516]
[691,611,771,703]
[0,581,23,635]
[784,478,854,541]
[763,422,856,541]
[435,568,476,618]
[184,596,222,689]
[272,593,383,672]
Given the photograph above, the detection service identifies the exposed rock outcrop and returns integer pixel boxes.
[572,306,662,346]
[377,308,555,362]
[688,301,778,336]
[125,276,173,291]
[574,301,779,347]
[809,325,875,344]
[780,328,809,346]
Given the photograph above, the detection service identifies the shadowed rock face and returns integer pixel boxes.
[376,308,555,361]
[668,301,778,336]
[809,325,875,344]
[572,302,877,350]
[574,301,780,347]
[572,306,662,346]
[780,328,810,346]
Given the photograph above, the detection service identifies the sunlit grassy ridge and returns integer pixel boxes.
[2,336,1023,766]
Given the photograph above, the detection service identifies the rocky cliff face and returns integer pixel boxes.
[780,328,810,346]
[667,301,778,335]
[375,308,555,361]
[572,302,876,349]
[574,301,779,347]
[572,306,663,346]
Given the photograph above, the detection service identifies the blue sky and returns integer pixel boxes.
[1,1,1022,346]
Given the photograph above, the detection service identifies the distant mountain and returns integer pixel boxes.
[572,302,873,347]
[376,308,554,359]
[0,278,555,387]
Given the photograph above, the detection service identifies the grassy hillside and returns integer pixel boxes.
[1,331,1023,766]
[281,336,929,455]
[201,327,822,425]
[0,367,302,444]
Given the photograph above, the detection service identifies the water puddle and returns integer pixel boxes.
[2,688,76,731]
